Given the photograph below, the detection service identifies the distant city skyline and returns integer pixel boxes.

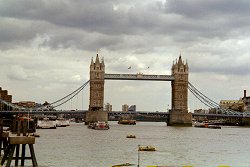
[0,0,249,111]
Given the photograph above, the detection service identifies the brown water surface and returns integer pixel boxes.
[32,122,250,167]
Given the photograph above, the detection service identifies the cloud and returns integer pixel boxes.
[7,65,29,81]
[0,0,250,110]
[164,0,250,19]
[187,38,250,76]
[1,0,250,51]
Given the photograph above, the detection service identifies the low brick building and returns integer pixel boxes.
[0,87,12,111]
[219,99,245,112]
[13,101,36,108]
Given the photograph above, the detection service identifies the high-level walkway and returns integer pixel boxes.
[104,73,175,81]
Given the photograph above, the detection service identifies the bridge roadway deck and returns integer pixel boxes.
[0,110,168,116]
[0,110,250,118]
[104,73,175,81]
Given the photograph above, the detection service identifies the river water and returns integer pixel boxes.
[31,122,250,167]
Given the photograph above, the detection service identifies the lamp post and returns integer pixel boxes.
[28,108,32,130]
[137,145,140,167]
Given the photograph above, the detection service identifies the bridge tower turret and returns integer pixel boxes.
[168,54,192,126]
[86,54,108,124]
[89,54,105,111]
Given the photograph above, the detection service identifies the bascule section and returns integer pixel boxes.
[169,55,192,126]
[85,54,108,124]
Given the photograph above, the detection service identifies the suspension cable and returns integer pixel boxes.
[188,82,242,115]
[0,80,89,111]
[33,80,89,110]
[188,85,218,108]
[50,80,89,105]
[52,83,86,108]
[188,82,219,106]
[188,86,213,108]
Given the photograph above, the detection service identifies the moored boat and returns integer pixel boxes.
[29,133,40,137]
[126,134,136,138]
[138,146,156,151]
[193,121,222,129]
[37,117,56,129]
[193,121,208,128]
[118,120,136,125]
[56,119,70,127]
[75,118,83,123]
[208,125,222,129]
[88,121,109,130]
[111,162,134,167]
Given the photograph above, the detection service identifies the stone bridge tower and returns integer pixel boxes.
[85,54,108,124]
[168,55,192,126]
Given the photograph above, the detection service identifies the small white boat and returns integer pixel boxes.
[193,121,208,128]
[56,119,70,127]
[37,118,56,129]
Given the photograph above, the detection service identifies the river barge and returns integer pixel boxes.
[118,120,136,125]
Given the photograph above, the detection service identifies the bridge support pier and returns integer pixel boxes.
[242,117,250,126]
[167,110,192,126]
[85,111,108,125]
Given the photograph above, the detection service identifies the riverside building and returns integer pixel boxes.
[0,87,12,111]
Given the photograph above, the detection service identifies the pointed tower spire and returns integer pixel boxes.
[95,54,100,64]
[178,54,182,65]
[185,59,189,72]
[91,57,94,65]
[101,57,105,67]
[90,57,94,69]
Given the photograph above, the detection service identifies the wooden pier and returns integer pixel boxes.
[0,116,38,167]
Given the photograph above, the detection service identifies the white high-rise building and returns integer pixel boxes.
[122,104,129,112]
[104,103,112,112]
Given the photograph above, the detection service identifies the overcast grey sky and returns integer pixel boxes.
[0,0,249,111]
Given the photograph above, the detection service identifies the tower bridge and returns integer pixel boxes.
[2,53,250,125]
[86,54,192,126]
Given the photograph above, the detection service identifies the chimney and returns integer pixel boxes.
[244,90,246,98]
